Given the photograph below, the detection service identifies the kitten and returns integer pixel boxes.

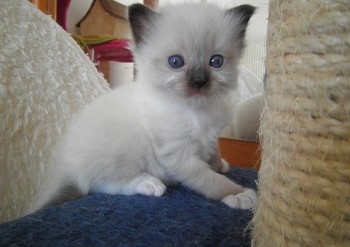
[34,3,256,211]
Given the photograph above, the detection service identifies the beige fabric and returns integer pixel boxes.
[0,0,110,223]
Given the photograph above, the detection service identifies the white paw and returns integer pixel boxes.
[219,159,230,173]
[222,189,256,209]
[135,174,166,197]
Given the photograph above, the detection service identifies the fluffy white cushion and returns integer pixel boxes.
[0,0,110,222]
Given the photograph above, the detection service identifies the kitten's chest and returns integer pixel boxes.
[187,110,219,141]
[187,111,221,158]
[154,107,222,160]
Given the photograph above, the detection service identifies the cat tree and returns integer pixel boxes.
[252,0,349,246]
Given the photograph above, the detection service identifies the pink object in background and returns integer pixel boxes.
[57,0,133,65]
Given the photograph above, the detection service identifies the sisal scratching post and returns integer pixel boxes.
[252,0,350,246]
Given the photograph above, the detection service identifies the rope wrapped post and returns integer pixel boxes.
[252,0,350,246]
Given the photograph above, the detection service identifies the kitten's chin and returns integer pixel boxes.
[187,88,207,97]
[184,88,213,106]
[187,87,208,97]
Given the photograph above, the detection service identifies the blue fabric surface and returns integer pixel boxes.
[0,167,257,247]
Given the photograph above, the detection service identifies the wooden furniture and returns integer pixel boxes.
[77,0,130,38]
[219,138,261,169]
[75,0,158,82]
[28,0,57,20]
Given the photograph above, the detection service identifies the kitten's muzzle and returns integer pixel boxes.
[188,67,209,89]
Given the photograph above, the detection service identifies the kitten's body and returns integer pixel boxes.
[34,3,256,211]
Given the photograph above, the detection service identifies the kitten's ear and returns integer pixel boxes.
[128,4,159,46]
[227,5,256,38]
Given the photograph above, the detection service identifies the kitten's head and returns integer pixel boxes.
[128,3,255,106]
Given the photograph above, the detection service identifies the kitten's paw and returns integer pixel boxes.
[219,159,230,173]
[135,174,166,197]
[222,189,256,209]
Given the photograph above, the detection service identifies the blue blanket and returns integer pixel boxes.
[0,167,257,247]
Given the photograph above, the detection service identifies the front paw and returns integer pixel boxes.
[222,189,256,209]
[135,174,166,197]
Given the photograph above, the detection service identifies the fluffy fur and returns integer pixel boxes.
[233,93,264,141]
[34,3,256,211]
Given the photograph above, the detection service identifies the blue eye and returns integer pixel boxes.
[209,54,224,68]
[168,55,185,69]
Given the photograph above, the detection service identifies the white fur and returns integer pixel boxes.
[35,3,256,211]
[233,93,264,141]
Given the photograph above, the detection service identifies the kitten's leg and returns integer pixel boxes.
[169,157,256,209]
[95,173,166,197]
[210,149,230,174]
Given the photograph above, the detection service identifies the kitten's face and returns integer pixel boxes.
[129,4,255,105]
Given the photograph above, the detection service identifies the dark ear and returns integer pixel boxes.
[227,5,256,38]
[128,4,159,46]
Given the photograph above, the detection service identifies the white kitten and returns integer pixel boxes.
[35,3,256,211]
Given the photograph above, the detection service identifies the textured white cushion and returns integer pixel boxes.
[0,0,110,222]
